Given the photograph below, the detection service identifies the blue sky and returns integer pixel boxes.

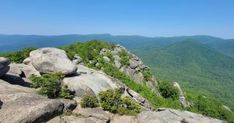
[0,0,234,38]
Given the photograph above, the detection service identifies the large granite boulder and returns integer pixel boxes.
[0,57,10,77]
[137,108,225,123]
[29,48,77,75]
[0,80,64,123]
[63,65,120,98]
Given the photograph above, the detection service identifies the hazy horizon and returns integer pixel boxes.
[0,33,232,40]
[0,0,234,38]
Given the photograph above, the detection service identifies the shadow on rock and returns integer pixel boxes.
[0,74,32,87]
[0,99,2,109]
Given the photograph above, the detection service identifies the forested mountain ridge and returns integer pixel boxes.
[132,40,234,110]
[1,34,234,58]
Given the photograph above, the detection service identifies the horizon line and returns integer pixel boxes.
[0,33,232,40]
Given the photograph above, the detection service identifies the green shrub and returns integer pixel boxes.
[29,72,72,99]
[142,69,153,81]
[105,51,114,62]
[99,89,141,115]
[80,95,99,108]
[63,40,114,62]
[119,50,130,66]
[158,80,179,99]
[186,94,234,123]
[120,56,130,66]
[119,96,141,115]
[60,84,73,99]
[99,89,122,113]
[0,48,36,63]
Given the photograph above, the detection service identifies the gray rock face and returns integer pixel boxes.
[73,106,112,122]
[72,54,83,65]
[63,65,153,110]
[0,99,2,109]
[113,55,121,68]
[103,56,110,62]
[111,115,138,123]
[59,99,77,112]
[125,88,153,110]
[23,57,31,65]
[63,65,120,98]
[48,107,225,123]
[17,64,41,78]
[29,48,77,75]
[7,63,22,77]
[0,79,64,123]
[173,82,190,107]
[0,57,10,77]
[137,109,225,123]
[48,116,102,123]
[99,45,157,89]
[223,105,232,112]
[129,58,141,69]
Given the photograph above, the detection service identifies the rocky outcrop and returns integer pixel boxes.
[63,65,121,99]
[1,62,40,88]
[223,105,232,112]
[63,64,153,110]
[173,82,191,107]
[29,48,77,75]
[124,88,152,110]
[48,106,225,123]
[48,104,112,123]
[0,57,10,77]
[59,99,77,112]
[0,79,64,123]
[72,54,83,65]
[0,47,228,123]
[137,108,225,123]
[99,45,157,89]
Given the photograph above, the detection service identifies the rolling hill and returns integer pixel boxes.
[1,34,234,58]
[132,40,234,110]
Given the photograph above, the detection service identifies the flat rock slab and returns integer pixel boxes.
[48,116,104,123]
[63,65,120,97]
[137,109,225,123]
[0,80,64,123]
[73,106,112,122]
[111,115,138,123]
